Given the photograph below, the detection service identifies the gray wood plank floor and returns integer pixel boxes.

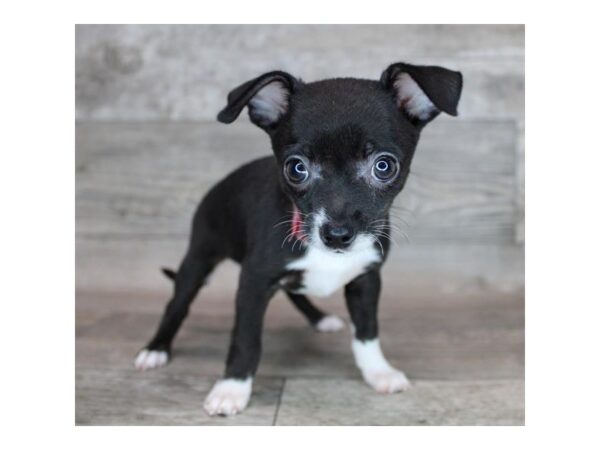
[76,287,524,425]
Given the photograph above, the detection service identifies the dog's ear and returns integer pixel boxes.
[380,62,463,127]
[217,71,300,131]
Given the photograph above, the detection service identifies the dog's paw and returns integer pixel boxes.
[134,349,169,371]
[203,378,252,417]
[315,315,345,332]
[363,368,411,394]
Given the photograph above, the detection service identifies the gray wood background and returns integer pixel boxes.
[75,25,524,294]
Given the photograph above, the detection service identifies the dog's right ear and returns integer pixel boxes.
[217,71,300,131]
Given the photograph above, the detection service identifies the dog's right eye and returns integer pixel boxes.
[284,157,310,185]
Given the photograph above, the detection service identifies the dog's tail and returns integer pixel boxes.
[161,267,177,281]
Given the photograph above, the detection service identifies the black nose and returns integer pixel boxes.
[320,223,356,249]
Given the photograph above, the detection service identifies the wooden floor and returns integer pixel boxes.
[76,263,524,426]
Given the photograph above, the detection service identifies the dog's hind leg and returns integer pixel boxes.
[134,243,221,371]
[286,292,345,332]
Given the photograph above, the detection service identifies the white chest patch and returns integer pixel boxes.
[286,235,381,298]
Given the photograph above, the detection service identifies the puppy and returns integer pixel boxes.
[135,62,463,416]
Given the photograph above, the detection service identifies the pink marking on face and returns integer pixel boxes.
[291,206,306,241]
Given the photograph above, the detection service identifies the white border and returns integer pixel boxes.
[2,0,600,447]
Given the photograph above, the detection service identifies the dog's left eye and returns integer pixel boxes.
[372,154,399,182]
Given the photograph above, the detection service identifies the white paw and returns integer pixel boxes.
[352,338,411,393]
[134,349,169,371]
[203,378,252,416]
[315,315,345,332]
[363,368,411,394]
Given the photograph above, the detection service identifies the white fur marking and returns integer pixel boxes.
[287,210,381,298]
[287,236,380,297]
[203,378,253,416]
[394,73,438,120]
[249,81,288,123]
[352,338,411,393]
[315,315,345,332]
[134,349,169,371]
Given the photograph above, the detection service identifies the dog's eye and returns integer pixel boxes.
[284,157,310,184]
[372,154,399,182]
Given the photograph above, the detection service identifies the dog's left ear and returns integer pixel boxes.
[217,71,300,131]
[380,62,463,127]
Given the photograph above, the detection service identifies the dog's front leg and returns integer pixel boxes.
[345,270,411,394]
[203,267,275,416]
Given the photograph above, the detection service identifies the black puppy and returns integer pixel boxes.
[135,62,463,416]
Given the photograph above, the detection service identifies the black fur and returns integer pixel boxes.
[139,62,462,384]
[160,265,328,325]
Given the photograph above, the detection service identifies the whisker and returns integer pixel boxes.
[370,233,385,256]
[272,219,294,229]
[291,239,299,252]
[281,230,296,248]
[373,230,400,248]
[389,206,415,218]
[370,222,407,235]
[377,223,409,237]
[388,216,411,228]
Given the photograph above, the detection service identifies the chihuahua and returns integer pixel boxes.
[134,62,463,416]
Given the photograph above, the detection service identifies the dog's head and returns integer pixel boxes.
[218,63,462,252]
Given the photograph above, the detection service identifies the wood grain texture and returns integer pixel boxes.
[75,292,523,425]
[515,120,525,243]
[275,378,524,426]
[76,120,517,243]
[76,367,523,426]
[76,235,524,294]
[76,296,524,380]
[76,24,524,121]
[76,368,283,425]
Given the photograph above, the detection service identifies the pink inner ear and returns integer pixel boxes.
[249,81,289,125]
[393,73,438,121]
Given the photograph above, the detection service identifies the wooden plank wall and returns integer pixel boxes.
[75,25,524,293]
